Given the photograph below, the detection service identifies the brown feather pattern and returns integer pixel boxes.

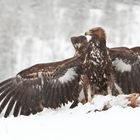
[0,36,88,117]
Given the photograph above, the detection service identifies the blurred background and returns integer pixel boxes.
[0,0,140,81]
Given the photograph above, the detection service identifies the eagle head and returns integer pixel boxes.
[85,27,106,42]
[71,35,88,56]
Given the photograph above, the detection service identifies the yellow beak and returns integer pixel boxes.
[85,30,92,36]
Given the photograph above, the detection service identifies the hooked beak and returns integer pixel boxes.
[85,30,92,36]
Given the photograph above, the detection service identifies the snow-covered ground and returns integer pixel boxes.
[1,95,140,140]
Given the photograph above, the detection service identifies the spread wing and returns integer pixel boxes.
[0,57,83,117]
[110,47,140,95]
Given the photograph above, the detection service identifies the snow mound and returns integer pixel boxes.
[0,95,140,140]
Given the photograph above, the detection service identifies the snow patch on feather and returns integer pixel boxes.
[59,68,77,83]
[112,58,131,72]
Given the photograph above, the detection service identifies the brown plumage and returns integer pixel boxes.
[131,46,140,55]
[70,27,124,108]
[72,28,140,96]
[0,36,88,117]
[84,27,121,96]
[110,46,140,95]
[70,36,92,108]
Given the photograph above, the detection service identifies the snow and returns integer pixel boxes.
[59,68,77,83]
[1,95,140,140]
[112,58,132,72]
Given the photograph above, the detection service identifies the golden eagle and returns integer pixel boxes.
[84,27,140,96]
[84,27,122,96]
[1,27,140,117]
[71,27,140,109]
[0,36,88,117]
[70,27,123,108]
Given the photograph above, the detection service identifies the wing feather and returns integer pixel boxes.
[46,81,56,108]
[0,93,12,114]
[4,85,22,117]
[0,82,13,94]
[13,102,21,117]
[0,82,20,114]
[4,97,17,117]
[0,58,82,117]
[13,84,25,117]
[52,81,60,108]
[42,81,51,107]
[61,83,68,105]
[0,86,14,102]
[57,82,63,107]
[0,78,14,88]
[65,82,72,101]
[111,47,140,94]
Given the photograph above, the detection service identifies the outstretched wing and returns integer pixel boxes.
[0,57,83,117]
[110,47,140,95]
[0,76,44,117]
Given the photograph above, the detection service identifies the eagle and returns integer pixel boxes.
[72,27,140,109]
[70,27,123,108]
[0,36,89,117]
[84,27,122,96]
[82,27,140,96]
[1,27,140,117]
[70,36,93,108]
